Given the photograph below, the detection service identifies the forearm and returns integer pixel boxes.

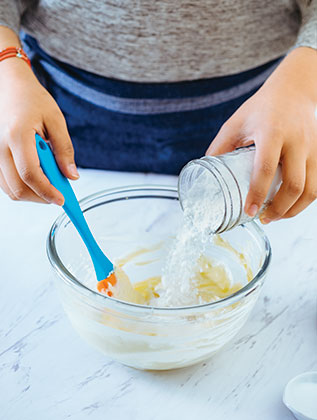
[0,26,34,82]
[262,47,317,104]
[0,25,21,49]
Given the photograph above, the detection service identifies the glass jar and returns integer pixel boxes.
[178,146,282,234]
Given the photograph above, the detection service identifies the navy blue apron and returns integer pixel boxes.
[22,33,281,175]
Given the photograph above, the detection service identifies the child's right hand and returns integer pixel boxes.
[0,57,79,205]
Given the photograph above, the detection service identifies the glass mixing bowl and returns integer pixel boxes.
[47,185,271,370]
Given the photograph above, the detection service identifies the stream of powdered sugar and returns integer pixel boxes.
[153,170,225,307]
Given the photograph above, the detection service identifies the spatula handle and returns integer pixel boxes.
[35,134,113,280]
[35,134,93,245]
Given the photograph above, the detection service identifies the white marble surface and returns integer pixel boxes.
[0,168,316,420]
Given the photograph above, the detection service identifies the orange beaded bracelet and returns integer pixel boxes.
[0,47,31,67]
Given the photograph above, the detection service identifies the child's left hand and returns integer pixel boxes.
[206,47,317,224]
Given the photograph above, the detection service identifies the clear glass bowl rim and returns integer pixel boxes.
[47,184,271,315]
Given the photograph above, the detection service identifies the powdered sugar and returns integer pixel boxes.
[154,170,225,307]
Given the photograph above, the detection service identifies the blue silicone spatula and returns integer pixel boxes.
[35,134,116,294]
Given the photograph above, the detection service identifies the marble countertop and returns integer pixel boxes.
[1,168,316,420]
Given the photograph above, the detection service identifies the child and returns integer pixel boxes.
[0,1,316,224]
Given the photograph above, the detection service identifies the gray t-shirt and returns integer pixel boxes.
[0,0,316,82]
